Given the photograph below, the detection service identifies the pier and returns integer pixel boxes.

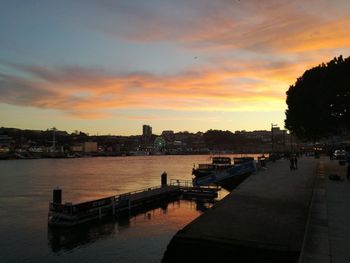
[48,179,220,227]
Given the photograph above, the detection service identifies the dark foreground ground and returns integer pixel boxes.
[163,157,350,263]
[299,158,350,263]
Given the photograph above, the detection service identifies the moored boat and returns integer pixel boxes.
[192,156,256,190]
[192,157,234,178]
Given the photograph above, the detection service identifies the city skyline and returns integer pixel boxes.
[0,124,288,137]
[1,1,350,135]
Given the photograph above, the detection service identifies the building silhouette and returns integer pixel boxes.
[142,125,152,142]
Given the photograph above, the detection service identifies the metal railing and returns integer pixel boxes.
[169,179,221,190]
[50,179,220,216]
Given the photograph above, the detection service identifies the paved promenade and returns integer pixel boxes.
[163,157,319,263]
[299,157,350,263]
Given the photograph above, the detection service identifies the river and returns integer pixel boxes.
[0,154,256,262]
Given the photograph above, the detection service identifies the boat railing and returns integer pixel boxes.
[169,179,220,190]
[170,179,193,187]
[197,164,213,169]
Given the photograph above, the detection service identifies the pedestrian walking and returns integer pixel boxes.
[328,150,333,160]
[294,155,298,169]
[290,156,295,170]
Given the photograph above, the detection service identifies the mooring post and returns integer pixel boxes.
[53,187,62,204]
[161,171,167,187]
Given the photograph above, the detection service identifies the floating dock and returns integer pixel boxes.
[48,179,220,227]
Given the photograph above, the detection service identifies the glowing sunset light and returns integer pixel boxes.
[1,0,350,134]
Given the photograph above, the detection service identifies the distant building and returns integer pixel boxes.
[271,127,285,136]
[0,135,14,153]
[71,144,84,152]
[71,142,97,153]
[244,130,271,142]
[142,125,152,144]
[143,125,152,138]
[174,132,191,141]
[0,135,14,147]
[173,140,186,147]
[83,142,98,153]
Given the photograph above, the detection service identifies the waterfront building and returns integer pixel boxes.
[0,135,14,147]
[142,125,152,138]
[174,132,191,141]
[71,142,97,153]
[83,142,98,152]
[142,125,152,144]
[71,144,84,152]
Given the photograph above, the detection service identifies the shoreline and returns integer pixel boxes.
[0,151,269,160]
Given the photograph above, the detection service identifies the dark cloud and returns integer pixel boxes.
[0,73,56,107]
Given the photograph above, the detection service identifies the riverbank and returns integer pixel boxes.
[0,151,270,160]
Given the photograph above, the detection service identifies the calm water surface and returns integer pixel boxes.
[0,155,252,262]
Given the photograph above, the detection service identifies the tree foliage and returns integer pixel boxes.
[203,130,234,149]
[285,55,350,140]
[203,129,257,150]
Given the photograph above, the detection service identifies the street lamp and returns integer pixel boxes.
[271,123,278,154]
[51,127,57,152]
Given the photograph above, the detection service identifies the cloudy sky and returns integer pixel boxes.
[1,0,350,135]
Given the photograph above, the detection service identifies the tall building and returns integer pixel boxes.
[142,125,152,139]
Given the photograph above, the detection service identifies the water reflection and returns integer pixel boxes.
[193,198,215,213]
[48,198,215,253]
[48,220,116,252]
[0,156,231,262]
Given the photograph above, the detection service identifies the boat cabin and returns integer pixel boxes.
[212,157,231,165]
[233,157,254,165]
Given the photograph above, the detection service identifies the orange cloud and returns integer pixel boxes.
[1,61,290,118]
[286,18,350,52]
[2,0,350,120]
[107,0,350,55]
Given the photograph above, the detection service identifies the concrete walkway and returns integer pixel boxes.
[299,157,350,263]
[163,157,318,263]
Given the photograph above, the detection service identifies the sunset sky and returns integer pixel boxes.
[1,0,350,135]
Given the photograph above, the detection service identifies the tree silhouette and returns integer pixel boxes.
[285,55,350,140]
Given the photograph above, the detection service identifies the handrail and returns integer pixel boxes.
[169,179,221,190]
[49,180,221,215]
[170,179,193,187]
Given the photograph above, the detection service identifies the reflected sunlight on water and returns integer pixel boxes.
[0,155,248,262]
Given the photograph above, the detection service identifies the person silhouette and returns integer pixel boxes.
[294,155,298,169]
[290,156,295,170]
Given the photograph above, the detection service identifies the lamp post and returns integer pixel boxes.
[271,123,278,154]
[51,127,57,152]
